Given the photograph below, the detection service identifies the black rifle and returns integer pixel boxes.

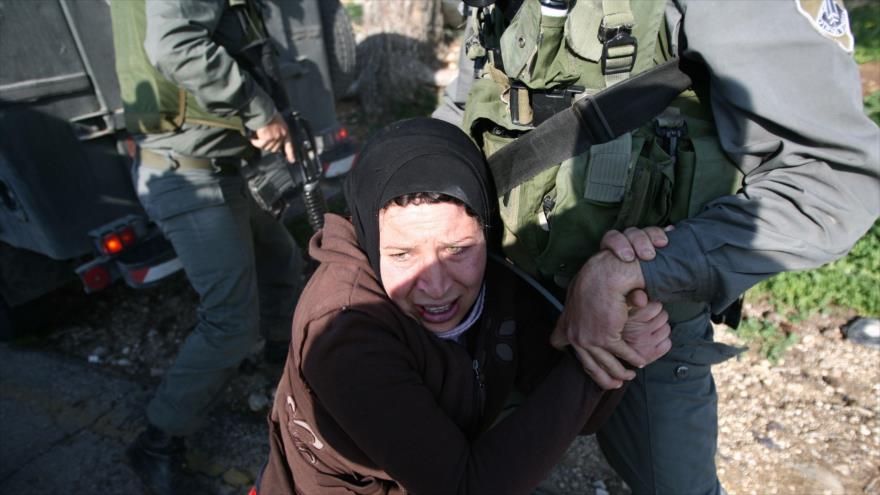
[285,112,326,231]
[232,14,328,231]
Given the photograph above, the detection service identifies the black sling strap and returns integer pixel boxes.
[487,58,693,195]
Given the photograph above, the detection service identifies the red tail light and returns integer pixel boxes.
[101,232,123,255]
[336,127,349,140]
[119,226,136,246]
[82,265,111,292]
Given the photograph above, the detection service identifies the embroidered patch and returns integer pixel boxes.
[795,0,854,52]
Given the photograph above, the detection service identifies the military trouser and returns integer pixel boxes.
[134,160,303,436]
[597,305,742,495]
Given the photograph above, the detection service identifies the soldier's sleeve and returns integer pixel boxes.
[641,0,880,312]
[143,0,276,131]
[432,15,476,125]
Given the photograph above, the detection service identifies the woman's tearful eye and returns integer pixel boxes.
[389,252,411,263]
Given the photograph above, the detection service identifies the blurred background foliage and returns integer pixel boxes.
[851,1,880,125]
[852,1,879,64]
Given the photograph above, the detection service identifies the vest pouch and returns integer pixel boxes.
[614,130,675,229]
[500,0,581,89]
[499,0,540,82]
[534,130,674,286]
[483,129,557,277]
[669,115,743,223]
[564,0,604,63]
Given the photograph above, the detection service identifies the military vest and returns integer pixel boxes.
[110,0,264,134]
[462,0,743,296]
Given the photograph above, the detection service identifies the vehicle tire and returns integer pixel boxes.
[318,0,357,100]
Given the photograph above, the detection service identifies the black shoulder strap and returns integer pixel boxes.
[487,58,692,195]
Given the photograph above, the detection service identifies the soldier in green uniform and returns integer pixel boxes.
[436,0,879,493]
[110,0,304,492]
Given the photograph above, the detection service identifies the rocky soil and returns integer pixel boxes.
[28,259,879,495]
[536,302,880,495]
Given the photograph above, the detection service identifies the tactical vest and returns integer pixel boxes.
[110,0,265,134]
[462,0,743,298]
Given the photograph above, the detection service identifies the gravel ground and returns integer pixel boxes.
[537,302,880,495]
[712,304,880,495]
[31,262,879,495]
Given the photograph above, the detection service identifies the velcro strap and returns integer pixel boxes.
[583,134,632,203]
[487,59,692,195]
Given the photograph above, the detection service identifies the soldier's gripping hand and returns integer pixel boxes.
[550,226,670,390]
[250,112,296,163]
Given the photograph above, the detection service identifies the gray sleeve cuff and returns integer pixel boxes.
[641,224,716,305]
[240,88,278,131]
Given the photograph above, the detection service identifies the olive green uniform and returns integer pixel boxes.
[111,0,303,436]
[436,1,879,493]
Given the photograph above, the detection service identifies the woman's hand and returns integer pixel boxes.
[621,301,671,366]
[549,225,673,389]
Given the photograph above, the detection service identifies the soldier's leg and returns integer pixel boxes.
[249,199,303,345]
[140,169,261,436]
[597,306,741,495]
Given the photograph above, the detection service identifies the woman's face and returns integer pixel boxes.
[379,201,487,334]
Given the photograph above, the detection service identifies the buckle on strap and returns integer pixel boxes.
[653,111,688,163]
[599,22,637,76]
[509,83,585,127]
[165,152,181,170]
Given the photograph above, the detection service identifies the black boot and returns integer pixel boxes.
[126,424,187,495]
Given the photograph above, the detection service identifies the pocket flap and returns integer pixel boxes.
[500,0,541,80]
[564,0,605,62]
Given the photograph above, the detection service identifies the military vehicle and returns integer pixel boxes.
[0,0,357,335]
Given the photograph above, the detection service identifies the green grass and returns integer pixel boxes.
[736,318,800,364]
[343,2,363,27]
[748,220,880,318]
[864,90,880,126]
[851,2,880,125]
[851,2,880,63]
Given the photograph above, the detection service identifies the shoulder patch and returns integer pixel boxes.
[795,0,854,53]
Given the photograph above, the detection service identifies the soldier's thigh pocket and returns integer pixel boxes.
[650,309,744,386]
[141,169,226,221]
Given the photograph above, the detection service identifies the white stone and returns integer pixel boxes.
[248,393,269,412]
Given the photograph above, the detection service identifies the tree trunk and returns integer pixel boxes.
[357,0,443,123]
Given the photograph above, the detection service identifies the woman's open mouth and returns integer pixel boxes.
[418,300,458,323]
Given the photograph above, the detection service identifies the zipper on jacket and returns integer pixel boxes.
[472,359,486,421]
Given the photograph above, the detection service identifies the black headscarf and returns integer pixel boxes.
[344,117,494,282]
